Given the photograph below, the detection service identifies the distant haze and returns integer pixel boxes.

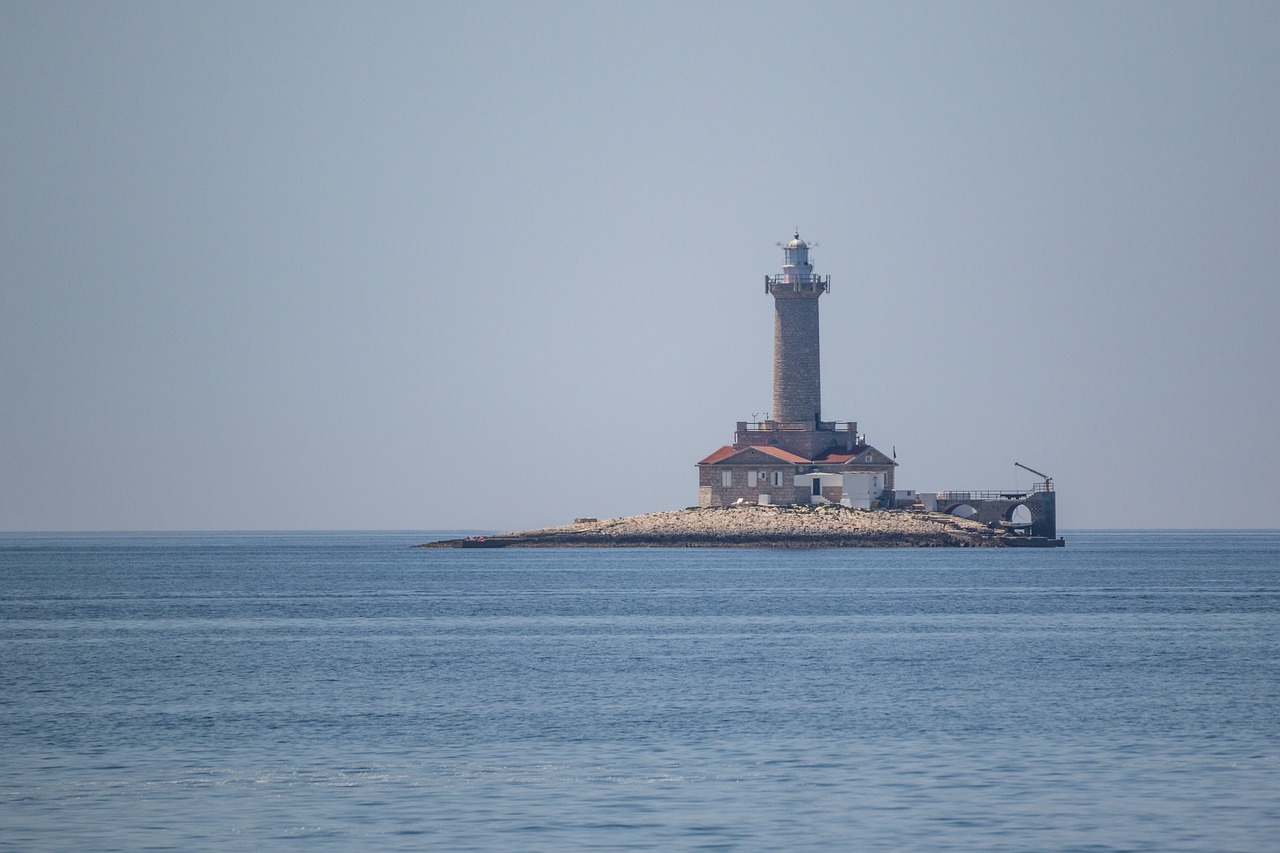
[3,2,1278,531]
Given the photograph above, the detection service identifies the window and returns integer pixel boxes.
[772,471,783,487]
[721,470,732,488]
[748,470,758,487]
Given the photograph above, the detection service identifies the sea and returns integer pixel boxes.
[2,531,1278,852]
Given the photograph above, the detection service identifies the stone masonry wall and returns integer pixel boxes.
[700,462,896,507]
[772,294,822,424]
[698,465,806,507]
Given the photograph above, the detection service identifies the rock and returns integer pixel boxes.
[416,505,1012,548]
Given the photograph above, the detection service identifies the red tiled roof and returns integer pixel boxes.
[812,444,898,466]
[697,445,737,465]
[697,445,811,465]
[752,445,811,463]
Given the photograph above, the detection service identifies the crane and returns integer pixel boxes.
[1014,462,1053,492]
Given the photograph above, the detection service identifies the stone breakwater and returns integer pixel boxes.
[418,505,1014,548]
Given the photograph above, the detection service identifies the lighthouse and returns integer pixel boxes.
[769,233,829,426]
[696,233,897,507]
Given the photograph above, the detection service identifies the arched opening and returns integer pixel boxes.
[950,504,977,519]
[1008,504,1033,527]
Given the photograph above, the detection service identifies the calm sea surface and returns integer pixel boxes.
[2,531,1278,851]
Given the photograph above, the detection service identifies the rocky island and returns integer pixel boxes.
[419,234,1062,550]
[418,504,1025,548]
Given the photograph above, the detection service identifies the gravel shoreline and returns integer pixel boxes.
[417,504,1014,548]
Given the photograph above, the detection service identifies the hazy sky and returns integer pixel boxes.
[3,1,1278,531]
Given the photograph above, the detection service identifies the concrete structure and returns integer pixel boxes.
[930,483,1058,540]
[842,473,887,510]
[697,233,896,507]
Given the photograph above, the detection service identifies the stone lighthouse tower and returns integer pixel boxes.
[769,233,829,427]
[695,232,897,507]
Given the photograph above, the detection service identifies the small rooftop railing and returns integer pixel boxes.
[765,274,831,293]
[740,421,857,433]
[936,482,1053,501]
